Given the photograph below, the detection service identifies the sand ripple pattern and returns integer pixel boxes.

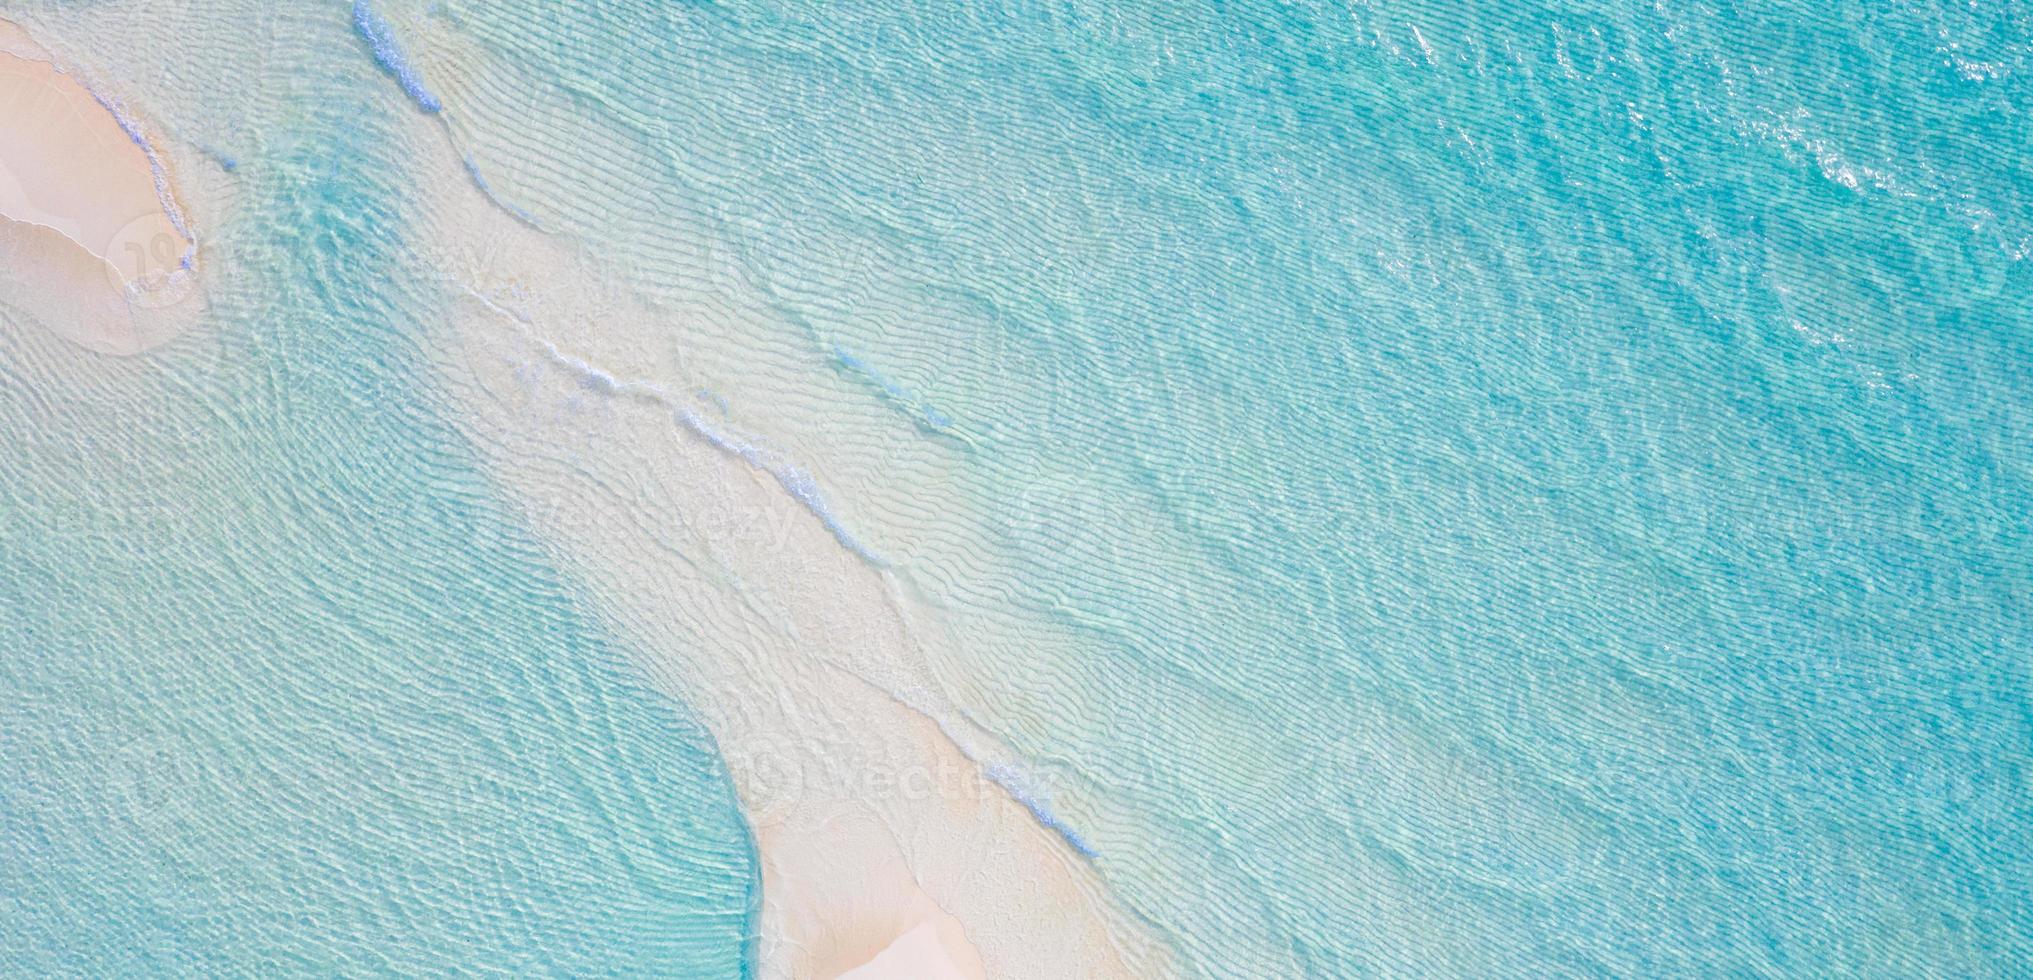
[2,0,2030,976]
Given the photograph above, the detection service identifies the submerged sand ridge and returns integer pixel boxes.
[433,217,1168,978]
[0,17,201,355]
[397,31,1169,970]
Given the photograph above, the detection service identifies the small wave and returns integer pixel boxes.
[833,346,952,431]
[80,85,197,269]
[985,763,1099,859]
[463,156,543,230]
[471,308,891,570]
[673,406,890,568]
[352,0,442,113]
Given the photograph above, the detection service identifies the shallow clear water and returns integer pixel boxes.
[0,96,756,975]
[4,0,2031,975]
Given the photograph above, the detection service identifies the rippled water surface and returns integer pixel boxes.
[0,82,757,974]
[4,0,2031,975]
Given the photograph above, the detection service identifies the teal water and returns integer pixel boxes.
[6,0,2032,975]
[444,0,2030,972]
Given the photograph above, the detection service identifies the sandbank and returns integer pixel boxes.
[0,17,198,354]
[388,24,1168,972]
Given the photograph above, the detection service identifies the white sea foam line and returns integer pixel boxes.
[446,274,893,573]
[19,54,202,274]
[349,2,560,235]
[425,116,966,527]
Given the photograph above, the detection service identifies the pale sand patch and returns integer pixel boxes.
[0,217,170,355]
[389,26,1168,970]
[436,255,1166,975]
[429,219,1166,975]
[0,18,200,355]
[834,914,985,980]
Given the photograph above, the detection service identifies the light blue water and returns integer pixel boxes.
[5,0,2031,976]
[0,86,756,975]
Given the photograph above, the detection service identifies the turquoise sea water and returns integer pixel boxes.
[6,0,2032,975]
